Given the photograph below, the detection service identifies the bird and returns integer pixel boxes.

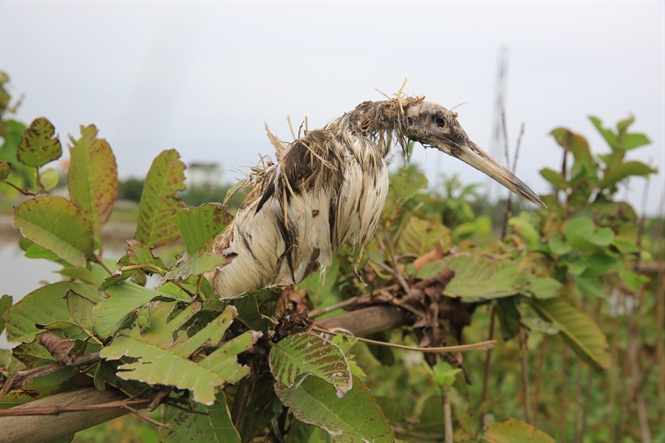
[207,95,545,299]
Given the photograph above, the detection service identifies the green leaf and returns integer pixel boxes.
[270,333,352,398]
[13,196,94,267]
[440,255,526,301]
[539,168,568,190]
[589,116,617,150]
[100,305,253,405]
[4,282,100,343]
[430,361,461,389]
[0,295,13,333]
[68,124,119,243]
[508,217,541,249]
[396,217,451,256]
[547,237,572,256]
[275,375,394,442]
[484,418,554,443]
[495,297,521,340]
[530,297,610,370]
[176,203,229,256]
[525,277,563,300]
[621,133,650,150]
[223,180,247,206]
[16,117,62,168]
[600,161,656,188]
[161,392,240,443]
[564,216,595,248]
[39,167,59,191]
[134,149,187,248]
[163,248,227,283]
[93,281,164,339]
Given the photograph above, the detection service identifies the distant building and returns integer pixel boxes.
[187,162,222,190]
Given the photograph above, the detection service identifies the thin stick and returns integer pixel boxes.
[308,296,360,318]
[0,398,149,417]
[480,307,496,429]
[443,391,453,443]
[311,326,495,353]
[518,327,532,424]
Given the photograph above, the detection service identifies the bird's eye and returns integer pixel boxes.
[434,116,446,128]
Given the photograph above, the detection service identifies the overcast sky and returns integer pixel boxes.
[1,1,663,214]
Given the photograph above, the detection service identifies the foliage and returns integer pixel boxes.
[0,91,661,443]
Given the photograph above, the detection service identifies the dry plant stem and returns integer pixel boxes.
[308,296,360,318]
[312,326,495,353]
[518,326,532,425]
[533,334,547,429]
[480,307,496,405]
[657,263,665,422]
[559,344,568,443]
[443,392,453,443]
[93,253,114,275]
[637,393,652,443]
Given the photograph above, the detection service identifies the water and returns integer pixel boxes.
[0,225,131,349]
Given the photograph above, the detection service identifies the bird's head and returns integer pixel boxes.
[399,100,546,208]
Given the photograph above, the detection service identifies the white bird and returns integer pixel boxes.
[208,96,545,299]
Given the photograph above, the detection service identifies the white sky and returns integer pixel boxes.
[1,1,663,214]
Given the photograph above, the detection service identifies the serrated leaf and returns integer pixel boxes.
[530,297,610,370]
[162,248,226,283]
[270,333,352,398]
[100,306,251,405]
[68,124,119,242]
[176,203,229,255]
[16,117,62,168]
[440,255,526,301]
[484,418,554,443]
[161,392,240,443]
[600,161,657,189]
[93,281,165,339]
[396,217,451,256]
[275,375,394,442]
[134,149,186,248]
[4,282,100,343]
[13,196,94,267]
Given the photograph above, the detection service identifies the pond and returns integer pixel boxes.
[0,223,135,348]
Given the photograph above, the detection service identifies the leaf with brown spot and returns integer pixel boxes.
[176,203,230,256]
[134,149,187,248]
[68,124,118,242]
[17,117,62,168]
[13,195,94,267]
[269,332,352,398]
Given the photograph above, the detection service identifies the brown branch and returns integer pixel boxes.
[5,352,101,392]
[0,388,134,443]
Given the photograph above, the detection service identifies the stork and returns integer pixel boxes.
[208,96,545,299]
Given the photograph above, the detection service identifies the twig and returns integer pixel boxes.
[0,362,24,402]
[0,180,38,196]
[480,306,495,426]
[5,352,101,392]
[381,230,410,293]
[93,253,114,275]
[518,326,532,424]
[312,326,495,353]
[0,398,149,417]
[308,296,360,318]
[123,404,170,429]
[443,391,453,443]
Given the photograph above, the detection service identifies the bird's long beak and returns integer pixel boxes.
[453,139,546,208]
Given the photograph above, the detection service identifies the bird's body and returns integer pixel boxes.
[208,96,544,299]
